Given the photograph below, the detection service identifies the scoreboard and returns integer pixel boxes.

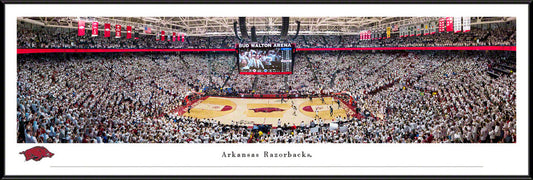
[237,43,295,75]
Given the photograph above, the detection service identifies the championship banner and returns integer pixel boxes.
[438,18,445,32]
[182,34,185,42]
[399,27,402,37]
[91,22,98,37]
[423,24,429,35]
[463,16,471,32]
[156,32,160,40]
[104,23,111,37]
[161,31,165,41]
[454,16,462,33]
[416,25,421,36]
[115,25,122,38]
[386,27,391,38]
[168,35,171,41]
[393,25,398,32]
[446,17,454,32]
[430,22,437,34]
[173,32,176,41]
[77,20,85,36]
[126,26,132,39]
[410,26,415,36]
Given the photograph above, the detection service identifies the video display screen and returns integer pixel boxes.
[237,43,295,75]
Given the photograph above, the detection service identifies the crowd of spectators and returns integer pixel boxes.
[17,49,516,143]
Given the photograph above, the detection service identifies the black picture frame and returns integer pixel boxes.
[2,0,531,179]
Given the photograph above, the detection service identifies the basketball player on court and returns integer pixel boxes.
[291,100,297,116]
[329,106,334,116]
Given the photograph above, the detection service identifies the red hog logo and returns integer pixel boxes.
[249,107,285,113]
[20,146,54,161]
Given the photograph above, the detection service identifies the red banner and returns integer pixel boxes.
[115,25,122,38]
[181,34,185,42]
[78,20,85,36]
[172,32,176,41]
[446,17,453,32]
[126,26,132,39]
[439,18,445,32]
[104,23,111,37]
[91,22,98,36]
[161,31,165,41]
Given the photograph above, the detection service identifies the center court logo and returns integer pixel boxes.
[249,107,285,113]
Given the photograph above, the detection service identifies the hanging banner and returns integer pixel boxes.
[104,23,111,37]
[173,32,176,41]
[156,32,160,40]
[181,34,185,42]
[91,22,98,37]
[115,25,122,38]
[430,22,436,34]
[399,27,402,37]
[438,18,445,32]
[463,16,470,32]
[161,31,165,41]
[446,17,454,32]
[454,16,462,33]
[145,27,151,34]
[126,26,132,39]
[386,27,391,38]
[410,26,415,36]
[78,20,85,36]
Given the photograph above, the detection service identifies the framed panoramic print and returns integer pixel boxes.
[2,0,530,179]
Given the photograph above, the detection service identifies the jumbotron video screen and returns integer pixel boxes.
[237,43,295,74]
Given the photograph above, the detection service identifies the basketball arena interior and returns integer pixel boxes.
[16,17,516,143]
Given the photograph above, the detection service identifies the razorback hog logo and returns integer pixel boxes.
[249,107,285,113]
[20,146,54,161]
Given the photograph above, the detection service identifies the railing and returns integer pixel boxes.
[17,46,516,54]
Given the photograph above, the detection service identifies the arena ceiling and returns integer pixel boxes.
[19,16,514,36]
